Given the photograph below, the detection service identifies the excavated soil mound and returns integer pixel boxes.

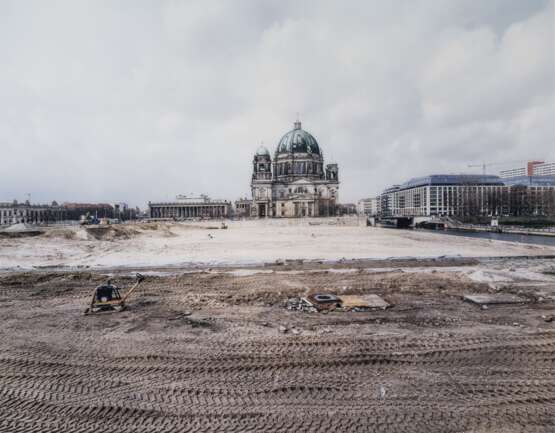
[85,225,142,241]
[42,228,84,240]
[0,230,43,238]
[137,222,180,236]
[83,222,184,241]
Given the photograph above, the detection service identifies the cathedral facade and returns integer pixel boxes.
[251,121,339,218]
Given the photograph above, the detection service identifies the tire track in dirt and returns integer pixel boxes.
[0,332,554,432]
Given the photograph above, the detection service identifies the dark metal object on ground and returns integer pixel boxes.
[286,293,391,313]
[285,297,318,313]
[307,293,341,311]
[311,294,340,304]
[84,273,144,314]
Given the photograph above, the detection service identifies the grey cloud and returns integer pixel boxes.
[0,0,552,205]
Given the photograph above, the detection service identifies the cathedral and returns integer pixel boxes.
[251,120,339,218]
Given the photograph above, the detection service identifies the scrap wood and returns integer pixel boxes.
[339,294,390,310]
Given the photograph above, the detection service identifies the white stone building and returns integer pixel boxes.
[0,201,65,226]
[251,121,339,218]
[357,197,379,216]
[233,198,252,219]
[149,195,230,219]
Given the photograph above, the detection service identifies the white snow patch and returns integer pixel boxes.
[0,218,554,271]
[2,223,31,232]
[228,269,274,277]
[466,270,513,283]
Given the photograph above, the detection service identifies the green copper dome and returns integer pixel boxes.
[276,121,321,156]
[255,145,270,157]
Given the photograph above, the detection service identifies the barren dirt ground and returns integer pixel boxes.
[1,257,554,432]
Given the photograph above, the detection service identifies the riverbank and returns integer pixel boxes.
[448,224,555,237]
[425,228,555,248]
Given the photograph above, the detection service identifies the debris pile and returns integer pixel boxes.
[286,293,390,313]
[286,297,318,313]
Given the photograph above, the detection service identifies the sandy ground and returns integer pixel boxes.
[1,256,554,432]
[1,221,555,431]
[1,218,554,270]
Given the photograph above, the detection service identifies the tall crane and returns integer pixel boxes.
[467,160,529,175]
[468,162,497,175]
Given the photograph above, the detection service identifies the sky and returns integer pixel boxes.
[0,0,553,207]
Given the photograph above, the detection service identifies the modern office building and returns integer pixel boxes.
[499,167,527,178]
[357,197,379,216]
[379,174,555,219]
[500,161,555,178]
[533,162,555,176]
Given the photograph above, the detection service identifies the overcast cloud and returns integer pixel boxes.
[0,0,553,207]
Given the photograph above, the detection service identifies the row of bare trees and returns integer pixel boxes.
[453,186,555,221]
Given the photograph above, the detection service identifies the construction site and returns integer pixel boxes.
[0,219,554,432]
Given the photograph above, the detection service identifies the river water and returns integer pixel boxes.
[423,229,555,247]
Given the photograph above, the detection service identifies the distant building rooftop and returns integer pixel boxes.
[384,174,555,194]
[62,203,114,209]
[501,175,555,187]
[398,174,504,190]
[149,195,229,206]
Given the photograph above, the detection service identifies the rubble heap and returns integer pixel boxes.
[286,293,390,313]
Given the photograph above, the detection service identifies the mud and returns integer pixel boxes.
[1,258,554,432]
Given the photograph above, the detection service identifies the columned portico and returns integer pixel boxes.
[149,195,230,219]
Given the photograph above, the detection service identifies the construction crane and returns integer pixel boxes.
[467,160,529,175]
[468,162,497,175]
